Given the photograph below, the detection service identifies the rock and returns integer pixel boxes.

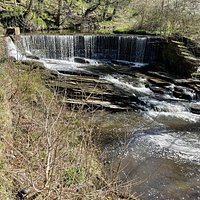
[6,27,20,36]
[148,78,171,86]
[163,39,199,77]
[148,85,165,94]
[180,51,191,56]
[111,60,130,66]
[173,86,196,100]
[44,72,142,111]
[74,57,90,64]
[171,40,184,45]
[177,45,188,50]
[21,60,45,70]
[0,23,4,35]
[58,69,99,77]
[190,102,200,114]
[192,72,200,79]
[173,90,192,100]
[146,71,174,82]
[174,79,200,85]
[25,51,40,60]
[26,55,40,60]
[16,187,30,199]
[61,99,129,111]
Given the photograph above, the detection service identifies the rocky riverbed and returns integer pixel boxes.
[36,60,200,115]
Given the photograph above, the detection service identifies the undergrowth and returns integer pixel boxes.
[0,37,138,199]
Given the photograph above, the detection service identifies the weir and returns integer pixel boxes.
[21,35,162,63]
[6,34,200,200]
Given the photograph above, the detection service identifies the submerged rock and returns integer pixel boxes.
[74,57,90,64]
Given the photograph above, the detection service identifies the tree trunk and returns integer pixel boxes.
[56,0,63,27]
[27,0,34,13]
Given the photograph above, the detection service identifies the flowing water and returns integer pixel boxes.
[20,34,162,63]
[7,35,200,199]
[101,111,200,200]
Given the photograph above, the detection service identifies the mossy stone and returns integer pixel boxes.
[163,40,199,77]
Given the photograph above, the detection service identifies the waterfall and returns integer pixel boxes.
[6,37,25,60]
[21,35,162,63]
[135,37,147,63]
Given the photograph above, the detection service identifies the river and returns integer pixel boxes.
[7,34,200,199]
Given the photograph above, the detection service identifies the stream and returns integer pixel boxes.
[100,111,200,200]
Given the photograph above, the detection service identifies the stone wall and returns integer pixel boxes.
[181,37,200,57]
[162,39,199,77]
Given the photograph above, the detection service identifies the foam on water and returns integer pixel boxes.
[6,35,200,125]
[101,75,152,95]
[147,111,200,123]
[129,128,200,165]
[138,96,200,122]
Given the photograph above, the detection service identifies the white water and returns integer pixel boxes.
[141,96,200,123]
[101,75,152,95]
[128,127,200,164]
[21,35,161,63]
[7,35,200,199]
[6,37,26,60]
[7,36,200,124]
[135,37,147,63]
[41,58,88,71]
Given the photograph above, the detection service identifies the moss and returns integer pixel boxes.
[21,60,45,70]
[162,40,198,77]
[113,26,131,34]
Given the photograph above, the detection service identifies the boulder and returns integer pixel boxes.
[74,57,90,64]
[173,90,193,100]
[173,86,195,100]
[190,102,200,114]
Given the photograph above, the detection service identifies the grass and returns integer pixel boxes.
[0,37,13,199]
[0,75,13,200]
[0,36,138,199]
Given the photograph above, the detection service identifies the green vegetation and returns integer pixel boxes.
[0,0,200,38]
[64,166,85,187]
[0,40,13,199]
[163,40,199,77]
[0,37,138,199]
[0,74,13,199]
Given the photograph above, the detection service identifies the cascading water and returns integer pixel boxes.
[135,37,147,63]
[21,35,161,63]
[6,37,25,60]
[7,34,200,199]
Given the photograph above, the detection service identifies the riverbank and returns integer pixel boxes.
[0,36,138,199]
[1,1,200,39]
[0,36,13,198]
